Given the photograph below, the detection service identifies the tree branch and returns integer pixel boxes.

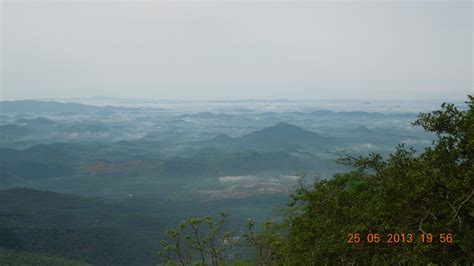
[417,207,432,234]
[452,188,474,224]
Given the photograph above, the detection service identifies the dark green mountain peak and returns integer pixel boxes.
[212,133,234,142]
[253,122,318,138]
[240,122,322,149]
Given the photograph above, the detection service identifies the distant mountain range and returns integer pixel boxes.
[193,122,333,152]
[0,123,342,185]
[0,100,134,113]
[15,117,59,127]
[1,100,419,117]
[0,124,33,136]
[240,122,325,146]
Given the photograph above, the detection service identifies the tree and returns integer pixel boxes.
[275,95,474,264]
[158,212,239,266]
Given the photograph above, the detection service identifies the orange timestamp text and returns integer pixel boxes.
[347,232,454,244]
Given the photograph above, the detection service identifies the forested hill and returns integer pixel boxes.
[0,188,163,265]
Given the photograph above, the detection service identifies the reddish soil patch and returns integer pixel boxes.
[88,160,142,176]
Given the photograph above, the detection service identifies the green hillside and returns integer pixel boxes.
[0,249,90,266]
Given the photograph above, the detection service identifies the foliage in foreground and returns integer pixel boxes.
[159,96,474,265]
[158,212,237,265]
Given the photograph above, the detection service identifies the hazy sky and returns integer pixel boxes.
[1,1,472,101]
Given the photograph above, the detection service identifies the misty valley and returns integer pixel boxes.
[2,0,472,263]
[0,99,442,265]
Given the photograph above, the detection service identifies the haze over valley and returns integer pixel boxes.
[0,97,448,264]
[1,0,471,264]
